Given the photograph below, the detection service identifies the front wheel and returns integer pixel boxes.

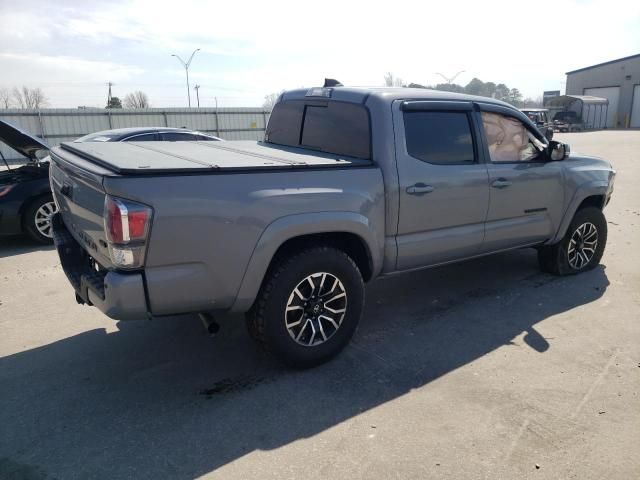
[538,206,607,275]
[23,195,58,243]
[246,246,364,368]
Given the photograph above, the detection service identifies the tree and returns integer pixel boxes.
[106,96,122,109]
[464,78,486,96]
[434,83,465,93]
[384,72,404,87]
[0,88,11,108]
[12,86,48,109]
[494,84,510,102]
[123,91,150,109]
[263,91,283,110]
[508,88,523,106]
[522,96,543,108]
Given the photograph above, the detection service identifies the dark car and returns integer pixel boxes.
[521,109,554,141]
[75,127,222,143]
[0,124,222,243]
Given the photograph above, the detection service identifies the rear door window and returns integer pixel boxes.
[403,111,475,164]
[266,100,371,159]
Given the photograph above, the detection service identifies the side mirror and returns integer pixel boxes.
[548,140,570,161]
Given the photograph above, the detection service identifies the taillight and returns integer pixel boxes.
[104,195,153,269]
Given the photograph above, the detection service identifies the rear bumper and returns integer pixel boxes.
[52,213,148,320]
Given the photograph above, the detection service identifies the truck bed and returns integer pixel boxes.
[56,140,371,175]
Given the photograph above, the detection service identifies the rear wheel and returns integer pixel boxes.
[23,195,57,243]
[246,246,364,368]
[538,207,606,275]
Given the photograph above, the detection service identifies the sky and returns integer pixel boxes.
[0,0,639,108]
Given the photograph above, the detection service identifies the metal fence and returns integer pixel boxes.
[0,107,271,163]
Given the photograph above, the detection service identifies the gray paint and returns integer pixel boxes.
[566,54,640,128]
[49,87,615,321]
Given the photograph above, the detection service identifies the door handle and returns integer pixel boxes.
[406,183,434,195]
[491,178,512,189]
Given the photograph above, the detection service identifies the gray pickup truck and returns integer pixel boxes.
[2,85,615,367]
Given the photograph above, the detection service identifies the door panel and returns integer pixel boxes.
[393,102,490,270]
[484,161,564,251]
[478,109,565,251]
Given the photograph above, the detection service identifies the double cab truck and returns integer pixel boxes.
[0,85,615,367]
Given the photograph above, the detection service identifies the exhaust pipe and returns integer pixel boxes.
[199,312,220,336]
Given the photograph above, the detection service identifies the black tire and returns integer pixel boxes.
[246,246,364,368]
[538,206,607,276]
[23,194,57,244]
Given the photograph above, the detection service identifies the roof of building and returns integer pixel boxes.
[566,53,640,74]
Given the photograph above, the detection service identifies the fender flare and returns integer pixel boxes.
[551,180,608,243]
[230,211,383,313]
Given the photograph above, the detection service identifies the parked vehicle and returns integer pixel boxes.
[553,111,584,132]
[0,125,221,243]
[0,86,615,367]
[521,108,554,140]
[76,127,223,142]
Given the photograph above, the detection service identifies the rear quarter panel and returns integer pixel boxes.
[103,167,385,315]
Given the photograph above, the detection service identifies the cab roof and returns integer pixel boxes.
[281,86,516,109]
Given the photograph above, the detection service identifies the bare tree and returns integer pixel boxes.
[0,88,11,108]
[12,86,49,109]
[384,72,404,87]
[262,91,283,110]
[123,91,150,109]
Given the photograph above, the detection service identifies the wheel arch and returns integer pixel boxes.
[230,212,383,313]
[552,182,608,244]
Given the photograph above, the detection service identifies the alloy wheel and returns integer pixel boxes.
[568,222,598,270]
[285,272,347,347]
[34,201,58,239]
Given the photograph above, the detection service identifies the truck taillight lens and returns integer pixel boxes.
[104,195,152,269]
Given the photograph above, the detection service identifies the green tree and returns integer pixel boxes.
[464,78,486,96]
[106,96,122,109]
[508,88,523,106]
[494,84,510,102]
[434,83,465,93]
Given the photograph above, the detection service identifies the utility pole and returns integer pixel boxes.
[171,49,200,107]
[194,85,201,108]
[107,82,114,105]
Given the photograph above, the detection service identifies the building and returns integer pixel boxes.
[565,53,640,128]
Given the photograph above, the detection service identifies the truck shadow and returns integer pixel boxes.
[0,249,609,479]
[0,235,54,259]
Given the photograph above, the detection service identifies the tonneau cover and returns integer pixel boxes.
[55,140,371,174]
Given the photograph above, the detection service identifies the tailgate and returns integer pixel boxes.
[49,148,114,268]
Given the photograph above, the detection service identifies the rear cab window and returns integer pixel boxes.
[265,100,371,159]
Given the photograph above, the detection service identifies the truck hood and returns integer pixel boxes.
[566,152,612,169]
[0,119,50,161]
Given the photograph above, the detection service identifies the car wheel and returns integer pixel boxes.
[538,207,607,276]
[23,195,58,243]
[246,246,364,368]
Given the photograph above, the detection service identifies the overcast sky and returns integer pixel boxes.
[1,0,639,108]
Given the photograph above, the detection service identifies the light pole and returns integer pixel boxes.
[435,70,466,84]
[172,49,200,107]
[194,84,201,108]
